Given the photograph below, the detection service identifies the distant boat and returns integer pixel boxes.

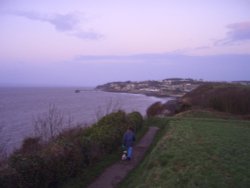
[75,89,81,93]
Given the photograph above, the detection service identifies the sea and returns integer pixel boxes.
[0,87,170,154]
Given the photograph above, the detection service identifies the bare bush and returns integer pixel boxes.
[0,124,8,166]
[0,104,8,165]
[95,97,123,121]
[33,104,69,142]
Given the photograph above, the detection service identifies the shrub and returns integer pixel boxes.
[183,84,250,115]
[146,102,164,117]
[41,140,84,186]
[91,111,129,155]
[127,112,143,132]
[0,124,7,165]
[0,167,19,188]
[1,110,144,188]
[146,100,190,118]
[20,137,42,154]
[9,154,47,188]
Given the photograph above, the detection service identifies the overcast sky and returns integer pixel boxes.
[1,0,250,86]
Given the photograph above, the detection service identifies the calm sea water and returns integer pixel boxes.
[0,87,169,153]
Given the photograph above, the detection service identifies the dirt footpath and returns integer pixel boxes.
[87,126,159,188]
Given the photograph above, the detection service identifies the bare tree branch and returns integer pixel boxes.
[95,97,123,121]
[33,104,65,142]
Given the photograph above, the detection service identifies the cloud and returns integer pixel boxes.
[72,30,103,40]
[75,52,250,66]
[194,45,211,50]
[75,53,178,62]
[227,22,250,41]
[48,13,79,32]
[74,53,197,63]
[215,21,250,45]
[9,10,102,39]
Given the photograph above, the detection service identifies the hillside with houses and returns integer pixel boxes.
[96,78,205,97]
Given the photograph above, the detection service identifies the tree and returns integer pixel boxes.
[33,104,65,142]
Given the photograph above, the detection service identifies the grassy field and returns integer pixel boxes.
[119,117,250,188]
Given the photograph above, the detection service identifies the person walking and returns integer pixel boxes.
[122,126,135,160]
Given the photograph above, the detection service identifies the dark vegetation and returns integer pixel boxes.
[146,100,189,117]
[147,83,250,118]
[0,111,143,188]
[0,125,7,165]
[182,83,250,115]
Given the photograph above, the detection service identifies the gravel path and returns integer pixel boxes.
[87,126,159,188]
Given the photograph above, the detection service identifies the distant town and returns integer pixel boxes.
[95,78,250,97]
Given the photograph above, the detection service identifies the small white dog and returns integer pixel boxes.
[121,150,127,160]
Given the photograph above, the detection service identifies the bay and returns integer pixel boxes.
[0,87,170,154]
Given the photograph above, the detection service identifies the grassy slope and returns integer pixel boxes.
[119,116,250,188]
[182,83,250,115]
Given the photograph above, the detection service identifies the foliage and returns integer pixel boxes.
[146,100,189,117]
[127,112,143,132]
[9,154,47,188]
[0,123,8,164]
[0,167,19,188]
[146,102,165,117]
[19,137,42,154]
[62,115,147,188]
[0,110,144,188]
[182,83,250,115]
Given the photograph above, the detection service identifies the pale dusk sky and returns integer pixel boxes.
[0,0,250,86]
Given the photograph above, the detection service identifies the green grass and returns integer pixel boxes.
[175,109,242,120]
[119,117,250,188]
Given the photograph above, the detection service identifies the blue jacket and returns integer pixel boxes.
[123,130,135,147]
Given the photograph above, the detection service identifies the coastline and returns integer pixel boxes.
[94,79,197,99]
[1,87,168,155]
[94,88,181,100]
